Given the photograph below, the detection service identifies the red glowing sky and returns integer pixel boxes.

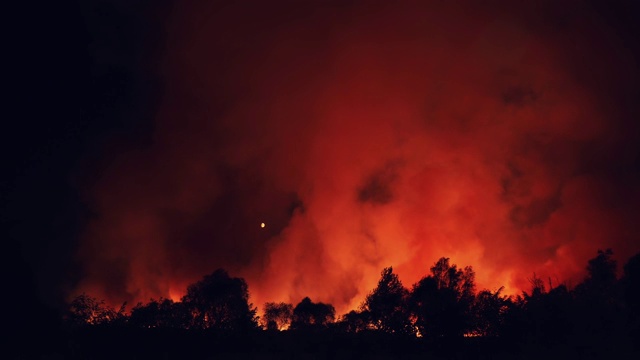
[65,1,640,315]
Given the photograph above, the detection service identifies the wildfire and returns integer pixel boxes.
[72,0,640,317]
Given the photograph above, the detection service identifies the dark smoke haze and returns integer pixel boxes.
[66,1,640,315]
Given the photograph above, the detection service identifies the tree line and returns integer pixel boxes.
[27,248,636,360]
[64,249,640,348]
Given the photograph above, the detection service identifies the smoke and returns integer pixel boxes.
[74,1,640,315]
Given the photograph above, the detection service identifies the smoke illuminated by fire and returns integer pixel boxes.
[74,1,640,316]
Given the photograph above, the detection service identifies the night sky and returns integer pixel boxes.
[5,0,640,317]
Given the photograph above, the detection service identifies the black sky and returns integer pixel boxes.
[5,0,170,311]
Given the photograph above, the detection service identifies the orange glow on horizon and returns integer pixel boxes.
[169,288,185,303]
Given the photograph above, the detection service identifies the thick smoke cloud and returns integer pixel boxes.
[74,1,640,315]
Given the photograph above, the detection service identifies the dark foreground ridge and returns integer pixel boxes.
[10,249,640,359]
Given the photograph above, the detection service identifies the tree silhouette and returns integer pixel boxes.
[522,283,574,347]
[129,297,190,329]
[622,252,640,307]
[526,273,546,298]
[181,268,258,331]
[361,267,413,335]
[471,287,511,337]
[430,257,476,299]
[622,252,640,343]
[290,297,335,330]
[410,258,476,338]
[572,249,625,353]
[337,310,369,333]
[262,302,293,330]
[576,248,617,298]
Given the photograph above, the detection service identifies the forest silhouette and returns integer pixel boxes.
[12,249,640,359]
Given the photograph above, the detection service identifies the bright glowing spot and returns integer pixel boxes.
[261,222,265,228]
[169,288,184,302]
